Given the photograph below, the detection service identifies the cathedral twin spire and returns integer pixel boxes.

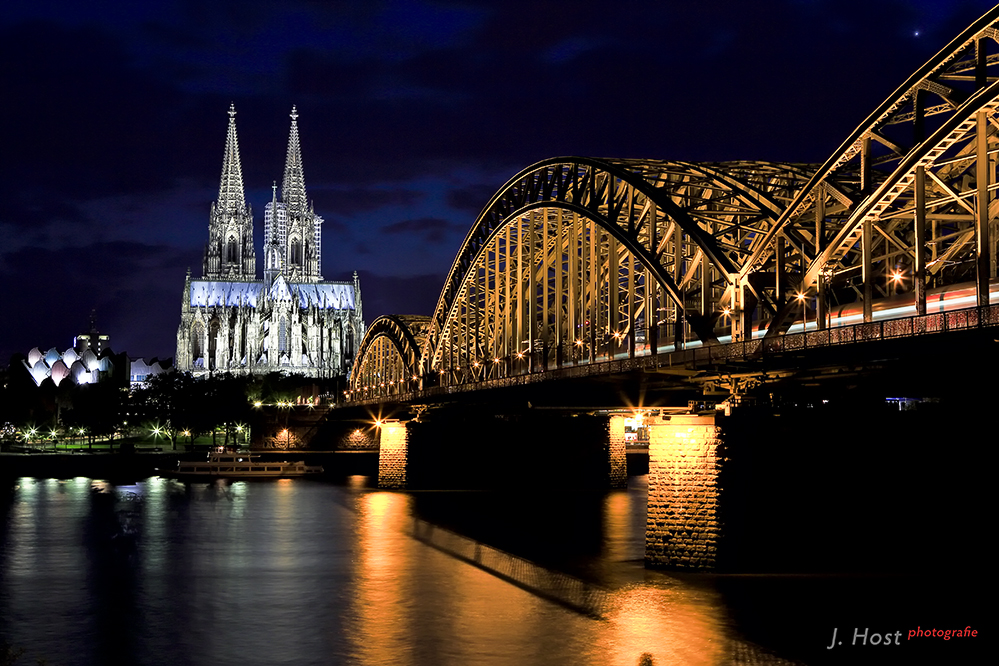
[281,106,308,216]
[205,104,322,283]
[204,103,255,280]
[217,104,247,215]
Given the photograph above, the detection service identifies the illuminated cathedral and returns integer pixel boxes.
[176,105,364,378]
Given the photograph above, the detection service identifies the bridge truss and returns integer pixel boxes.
[349,7,999,398]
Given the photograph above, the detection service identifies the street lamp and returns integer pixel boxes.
[890,269,904,296]
[796,292,808,332]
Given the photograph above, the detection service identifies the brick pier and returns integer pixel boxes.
[645,413,723,570]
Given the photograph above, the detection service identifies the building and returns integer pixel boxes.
[74,310,110,356]
[20,316,128,388]
[22,345,118,388]
[129,357,173,388]
[176,105,364,378]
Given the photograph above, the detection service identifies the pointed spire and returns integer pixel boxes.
[218,103,246,214]
[281,105,308,213]
[271,180,278,219]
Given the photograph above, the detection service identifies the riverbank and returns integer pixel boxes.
[0,450,379,480]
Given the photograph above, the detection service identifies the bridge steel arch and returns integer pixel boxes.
[749,7,999,338]
[350,315,430,399]
[419,158,815,386]
[347,6,999,397]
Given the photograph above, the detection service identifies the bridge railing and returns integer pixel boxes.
[344,304,999,405]
[754,304,999,357]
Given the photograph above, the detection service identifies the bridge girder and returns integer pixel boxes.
[420,158,812,381]
[350,6,999,399]
[350,314,429,397]
[752,10,999,336]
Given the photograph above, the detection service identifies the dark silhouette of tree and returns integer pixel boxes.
[134,372,198,450]
[66,381,128,449]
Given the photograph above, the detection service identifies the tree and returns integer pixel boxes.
[136,372,198,450]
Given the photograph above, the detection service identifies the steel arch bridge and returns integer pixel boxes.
[349,7,999,399]
[351,314,430,396]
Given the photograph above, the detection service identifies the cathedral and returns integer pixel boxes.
[176,105,364,378]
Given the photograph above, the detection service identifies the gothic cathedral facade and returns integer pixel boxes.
[176,105,364,378]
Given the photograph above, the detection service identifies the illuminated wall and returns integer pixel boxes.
[377,421,409,489]
[645,413,723,570]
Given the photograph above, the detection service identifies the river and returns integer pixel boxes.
[0,474,985,665]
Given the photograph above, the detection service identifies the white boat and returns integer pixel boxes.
[166,451,323,479]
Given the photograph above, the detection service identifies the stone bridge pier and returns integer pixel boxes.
[642,413,723,570]
[375,407,628,492]
[638,403,988,573]
[374,402,987,573]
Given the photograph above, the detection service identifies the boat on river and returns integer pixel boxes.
[165,450,323,479]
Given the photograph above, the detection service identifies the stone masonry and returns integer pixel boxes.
[645,413,723,570]
[377,420,409,489]
[606,414,629,489]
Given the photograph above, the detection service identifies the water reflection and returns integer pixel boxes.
[344,484,750,666]
[3,474,971,665]
[350,491,414,664]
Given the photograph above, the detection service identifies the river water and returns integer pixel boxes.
[0,474,985,665]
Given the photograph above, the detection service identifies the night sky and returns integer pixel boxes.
[1,0,993,365]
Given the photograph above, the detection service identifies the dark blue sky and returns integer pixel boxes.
[1,0,993,364]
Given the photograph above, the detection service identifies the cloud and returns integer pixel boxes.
[357,271,446,320]
[446,183,498,213]
[382,217,463,243]
[0,241,196,364]
[310,186,424,216]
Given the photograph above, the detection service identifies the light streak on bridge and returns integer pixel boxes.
[349,7,999,402]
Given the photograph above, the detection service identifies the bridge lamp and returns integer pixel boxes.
[516,352,524,359]
[473,361,480,368]
[493,357,501,363]
[575,339,584,346]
